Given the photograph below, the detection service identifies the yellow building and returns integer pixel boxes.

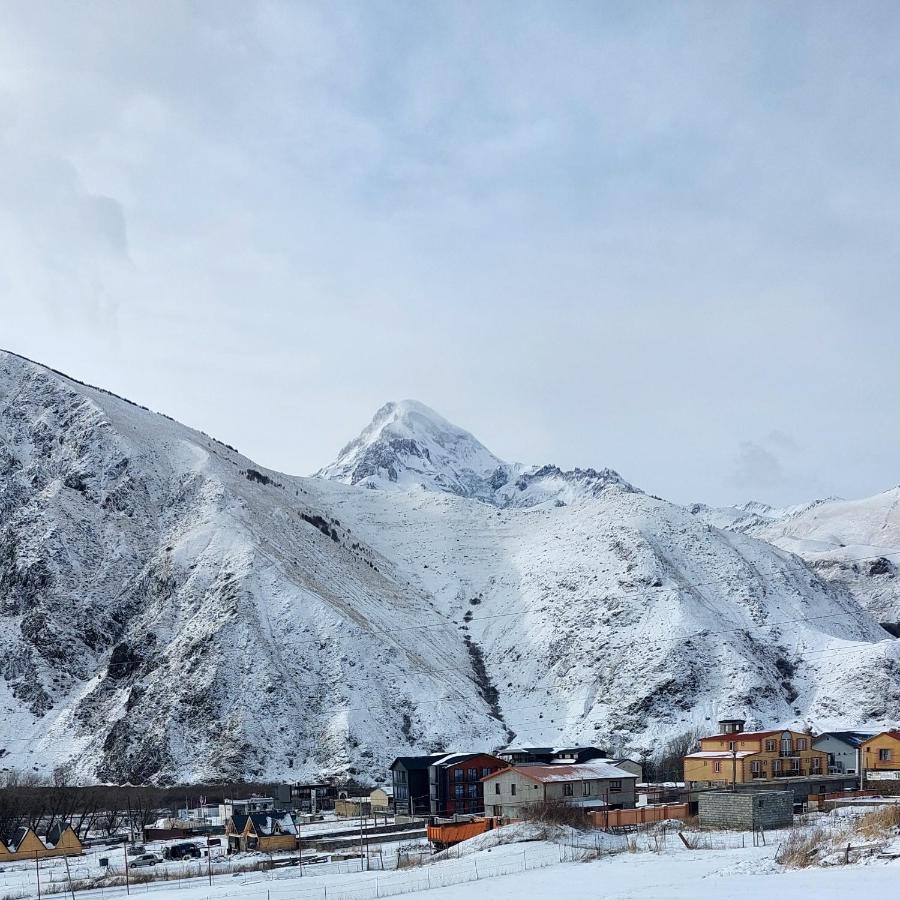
[225,812,298,853]
[860,731,900,773]
[684,721,827,786]
[0,824,83,862]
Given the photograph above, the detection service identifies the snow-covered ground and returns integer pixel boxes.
[2,816,898,900]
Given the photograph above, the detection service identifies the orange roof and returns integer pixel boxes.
[863,730,900,743]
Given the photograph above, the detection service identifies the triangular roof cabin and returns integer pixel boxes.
[44,823,82,853]
[7,827,46,856]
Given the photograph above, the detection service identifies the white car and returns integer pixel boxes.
[130,853,162,868]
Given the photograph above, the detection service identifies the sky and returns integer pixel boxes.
[1,1,898,507]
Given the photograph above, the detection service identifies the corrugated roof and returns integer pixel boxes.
[685,751,757,759]
[483,762,635,783]
[813,731,877,749]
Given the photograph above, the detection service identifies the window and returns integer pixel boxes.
[714,761,721,773]
[467,784,478,799]
[728,741,736,751]
[454,769,464,781]
[765,739,776,752]
[511,784,516,796]
[879,749,893,762]
[467,768,478,781]
[563,783,574,797]
[610,780,622,792]
[751,761,763,775]
[583,782,591,796]
[796,738,807,751]
[781,734,792,755]
[811,757,821,773]
[481,768,491,778]
[495,783,500,795]
[455,785,464,800]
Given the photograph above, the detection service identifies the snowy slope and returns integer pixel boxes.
[1,349,899,784]
[750,489,900,624]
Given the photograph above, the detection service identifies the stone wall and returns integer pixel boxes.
[698,791,793,829]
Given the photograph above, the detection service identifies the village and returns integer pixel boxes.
[1,721,899,899]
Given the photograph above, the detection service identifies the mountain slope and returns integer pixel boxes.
[1,349,899,784]
[751,489,900,625]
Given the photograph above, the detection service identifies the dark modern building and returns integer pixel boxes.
[497,745,608,766]
[390,755,444,817]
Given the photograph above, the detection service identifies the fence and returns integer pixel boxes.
[587,803,690,829]
[4,842,577,900]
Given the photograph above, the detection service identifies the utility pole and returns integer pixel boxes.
[34,852,41,900]
[123,838,131,895]
[207,836,213,887]
[63,854,75,900]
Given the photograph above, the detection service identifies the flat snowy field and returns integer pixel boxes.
[3,816,899,900]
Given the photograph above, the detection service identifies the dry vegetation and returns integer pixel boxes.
[776,805,900,868]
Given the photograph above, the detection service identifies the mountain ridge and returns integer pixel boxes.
[1,349,899,785]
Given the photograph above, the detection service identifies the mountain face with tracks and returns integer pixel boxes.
[1,349,898,785]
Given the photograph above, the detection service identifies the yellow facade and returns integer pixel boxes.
[684,729,828,785]
[861,731,900,772]
[0,827,81,862]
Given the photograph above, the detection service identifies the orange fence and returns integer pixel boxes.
[588,803,690,829]
[426,819,491,847]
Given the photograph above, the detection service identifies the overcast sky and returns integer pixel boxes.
[1,1,898,506]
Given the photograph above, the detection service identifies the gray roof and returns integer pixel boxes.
[813,731,877,749]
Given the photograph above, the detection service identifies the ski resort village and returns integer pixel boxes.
[1,350,899,898]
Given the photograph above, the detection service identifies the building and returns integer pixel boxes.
[684,720,828,787]
[497,746,608,766]
[606,758,644,781]
[225,811,298,853]
[176,802,224,827]
[482,762,637,818]
[334,797,372,817]
[369,786,393,814]
[219,796,277,823]
[290,783,337,813]
[861,731,900,774]
[813,731,875,776]
[0,824,83,862]
[429,753,510,816]
[391,755,444,818]
[698,791,794,830]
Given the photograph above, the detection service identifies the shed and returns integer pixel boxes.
[698,791,793,830]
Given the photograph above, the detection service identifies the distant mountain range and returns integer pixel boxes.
[1,349,898,784]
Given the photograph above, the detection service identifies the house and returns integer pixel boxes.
[497,746,608,766]
[391,754,444,818]
[290,782,337,813]
[813,731,876,775]
[334,797,372,817]
[225,811,298,853]
[43,823,83,855]
[369,786,393,814]
[606,758,644,781]
[219,796,277,823]
[684,720,828,786]
[861,731,900,774]
[5,827,46,857]
[482,762,637,818]
[428,753,510,816]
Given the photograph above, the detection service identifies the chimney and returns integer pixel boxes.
[718,718,746,735]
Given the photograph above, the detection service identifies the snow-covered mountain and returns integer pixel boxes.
[751,490,900,626]
[2,349,899,785]
[317,399,632,508]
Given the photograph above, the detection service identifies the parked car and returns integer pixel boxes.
[164,842,202,860]
[130,853,162,868]
[126,844,146,856]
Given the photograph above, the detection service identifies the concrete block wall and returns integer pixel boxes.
[698,791,793,829]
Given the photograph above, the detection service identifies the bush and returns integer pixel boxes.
[520,799,588,829]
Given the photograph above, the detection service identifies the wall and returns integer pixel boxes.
[698,791,793,829]
[813,736,866,774]
[862,735,900,771]
[588,803,689,828]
